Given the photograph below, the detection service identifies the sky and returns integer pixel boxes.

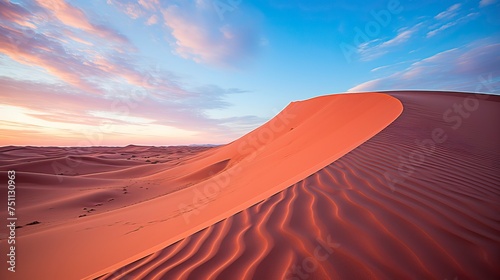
[0,0,499,146]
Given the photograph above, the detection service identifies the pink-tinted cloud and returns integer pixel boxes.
[91,54,192,97]
[106,0,145,20]
[162,2,263,66]
[0,26,103,92]
[1,10,239,107]
[106,0,263,66]
[0,0,148,92]
[348,78,384,92]
[455,43,500,75]
[0,1,37,28]
[0,1,261,146]
[146,14,158,25]
[1,15,182,96]
[107,0,160,26]
[64,30,93,46]
[138,0,159,11]
[93,55,150,88]
[106,0,160,22]
[35,0,129,44]
[0,76,255,138]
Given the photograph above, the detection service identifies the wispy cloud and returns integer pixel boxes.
[349,39,500,93]
[0,1,243,98]
[35,0,129,45]
[349,78,384,92]
[0,1,37,29]
[357,2,483,61]
[370,59,418,72]
[138,0,159,11]
[146,14,158,25]
[0,21,166,95]
[379,29,414,48]
[161,2,263,67]
[106,0,264,67]
[358,26,419,61]
[479,0,497,7]
[427,12,479,38]
[0,25,103,92]
[435,3,461,20]
[427,22,458,38]
[107,0,162,26]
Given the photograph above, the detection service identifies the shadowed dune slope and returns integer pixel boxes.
[99,91,500,280]
[0,93,402,280]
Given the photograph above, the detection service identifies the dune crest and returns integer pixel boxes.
[99,91,500,279]
[0,93,402,280]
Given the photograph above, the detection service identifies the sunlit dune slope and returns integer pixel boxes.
[0,92,402,280]
[100,91,500,280]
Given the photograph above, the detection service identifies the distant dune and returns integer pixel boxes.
[1,91,499,279]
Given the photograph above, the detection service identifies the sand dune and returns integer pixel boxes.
[0,146,214,227]
[0,93,402,280]
[97,91,500,279]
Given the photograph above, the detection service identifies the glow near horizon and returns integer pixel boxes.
[0,0,499,146]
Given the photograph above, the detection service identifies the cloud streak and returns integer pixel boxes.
[358,26,418,61]
[35,0,129,44]
[349,40,500,93]
[0,25,103,92]
[427,12,478,38]
[479,0,497,7]
[0,1,37,28]
[435,3,461,20]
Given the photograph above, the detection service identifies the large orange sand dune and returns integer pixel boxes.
[98,91,500,279]
[0,93,402,279]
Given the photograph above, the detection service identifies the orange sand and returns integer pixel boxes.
[99,91,500,279]
[0,93,402,279]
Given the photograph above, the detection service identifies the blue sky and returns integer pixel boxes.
[0,0,499,146]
